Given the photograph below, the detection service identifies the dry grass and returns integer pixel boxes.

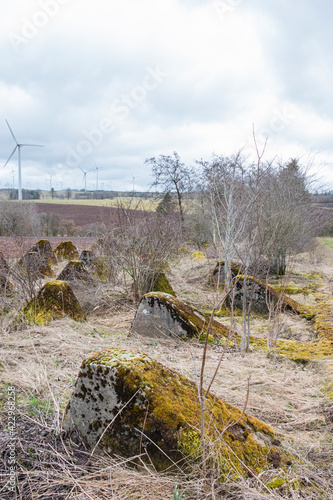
[1,243,333,498]
[28,197,160,211]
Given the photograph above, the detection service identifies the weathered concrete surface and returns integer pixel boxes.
[211,261,312,318]
[57,260,93,284]
[18,251,53,277]
[131,292,231,340]
[63,348,289,477]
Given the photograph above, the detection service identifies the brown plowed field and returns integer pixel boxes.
[0,202,147,259]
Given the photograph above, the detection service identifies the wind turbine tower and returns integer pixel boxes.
[4,120,44,201]
[95,164,99,191]
[80,167,94,192]
[130,172,135,193]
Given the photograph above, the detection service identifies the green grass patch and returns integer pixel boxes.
[319,237,333,249]
[23,395,55,417]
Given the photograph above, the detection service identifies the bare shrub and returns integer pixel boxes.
[97,201,182,301]
[0,202,40,236]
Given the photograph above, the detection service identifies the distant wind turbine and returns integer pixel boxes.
[3,119,44,201]
[130,172,135,193]
[95,164,99,191]
[80,166,94,192]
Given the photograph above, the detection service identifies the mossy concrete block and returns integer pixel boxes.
[63,348,288,477]
[211,262,313,318]
[21,280,86,325]
[131,292,232,341]
[54,241,79,261]
[28,239,56,265]
[19,251,53,277]
[79,250,94,267]
[233,275,314,318]
[211,261,241,285]
[57,260,94,284]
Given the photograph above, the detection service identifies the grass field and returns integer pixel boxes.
[319,237,333,249]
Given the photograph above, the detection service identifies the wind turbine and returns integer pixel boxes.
[80,166,94,192]
[95,164,99,191]
[130,172,135,193]
[4,119,44,201]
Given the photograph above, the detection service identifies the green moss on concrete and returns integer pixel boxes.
[29,239,56,265]
[54,241,79,261]
[21,280,86,325]
[270,284,312,295]
[70,348,287,477]
[152,271,176,296]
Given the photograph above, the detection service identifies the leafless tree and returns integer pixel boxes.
[195,151,319,351]
[146,151,193,222]
[198,152,251,287]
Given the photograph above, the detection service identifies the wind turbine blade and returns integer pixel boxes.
[79,166,84,173]
[21,144,44,148]
[3,146,17,168]
[82,174,85,183]
[5,120,18,145]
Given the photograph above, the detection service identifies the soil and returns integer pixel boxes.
[33,202,121,228]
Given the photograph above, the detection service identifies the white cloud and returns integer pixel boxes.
[0,0,333,191]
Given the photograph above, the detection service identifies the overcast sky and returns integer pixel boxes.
[1,0,333,192]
